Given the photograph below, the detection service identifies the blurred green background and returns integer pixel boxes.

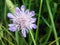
[0,0,60,45]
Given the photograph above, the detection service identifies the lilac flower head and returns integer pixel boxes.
[8,5,37,37]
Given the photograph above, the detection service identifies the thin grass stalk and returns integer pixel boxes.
[41,16,52,45]
[29,30,36,45]
[35,0,43,42]
[15,30,19,45]
[46,0,59,45]
[22,0,26,6]
[49,37,60,45]
[4,0,8,27]
[28,0,36,45]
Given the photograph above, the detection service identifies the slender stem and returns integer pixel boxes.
[28,0,36,45]
[29,30,36,45]
[14,0,16,5]
[41,16,51,28]
[41,16,52,45]
[15,30,19,45]
[35,0,43,41]
[25,0,27,7]
[28,0,31,10]
[4,0,6,22]
[22,0,26,6]
[4,0,8,28]
[42,28,52,45]
[49,37,60,45]
[46,0,59,45]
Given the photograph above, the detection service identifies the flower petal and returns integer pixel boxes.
[30,11,35,16]
[9,26,17,32]
[15,7,21,15]
[7,13,15,18]
[21,5,25,12]
[25,9,29,15]
[8,24,15,27]
[22,29,26,37]
[30,24,37,29]
[31,18,36,23]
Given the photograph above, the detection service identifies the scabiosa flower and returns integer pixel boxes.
[8,5,37,37]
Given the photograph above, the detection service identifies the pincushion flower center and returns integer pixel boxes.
[20,19,26,26]
[14,14,30,28]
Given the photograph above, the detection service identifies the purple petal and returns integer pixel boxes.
[22,30,26,37]
[9,26,17,32]
[31,18,36,23]
[7,13,15,18]
[30,24,37,29]
[8,24,15,27]
[15,7,21,15]
[30,11,35,16]
[25,29,29,33]
[21,5,25,12]
[25,9,29,14]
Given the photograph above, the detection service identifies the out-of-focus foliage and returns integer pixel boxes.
[0,0,60,45]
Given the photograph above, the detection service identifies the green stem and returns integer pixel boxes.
[14,0,16,5]
[40,16,52,44]
[25,0,27,7]
[35,0,43,41]
[4,0,6,22]
[40,16,52,45]
[28,0,31,10]
[28,0,36,45]
[49,37,60,45]
[29,30,36,45]
[22,0,26,6]
[41,16,51,28]
[46,0,59,45]
[15,30,19,45]
[42,28,52,45]
[4,0,8,28]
